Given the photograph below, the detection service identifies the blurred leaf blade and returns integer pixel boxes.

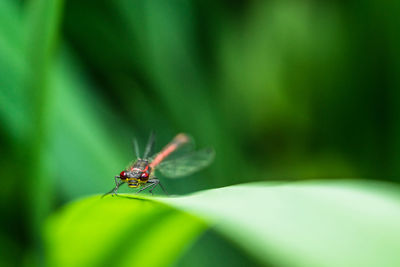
[0,0,27,141]
[46,180,400,267]
[164,180,400,267]
[45,196,207,267]
[22,0,65,252]
[49,48,130,198]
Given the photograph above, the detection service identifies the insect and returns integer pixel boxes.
[103,132,215,196]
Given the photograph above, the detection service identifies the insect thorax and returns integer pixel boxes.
[131,159,149,170]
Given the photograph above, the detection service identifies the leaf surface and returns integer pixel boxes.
[46,180,400,267]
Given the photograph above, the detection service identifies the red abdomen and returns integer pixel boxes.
[150,133,189,168]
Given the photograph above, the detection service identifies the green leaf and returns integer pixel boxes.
[45,180,400,267]
[45,196,207,267]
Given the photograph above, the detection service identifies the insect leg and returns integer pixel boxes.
[134,178,168,195]
[102,176,122,198]
[135,181,155,194]
[147,181,159,195]
[148,178,169,196]
[157,181,169,196]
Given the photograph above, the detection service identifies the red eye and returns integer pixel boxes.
[120,171,127,180]
[141,172,149,179]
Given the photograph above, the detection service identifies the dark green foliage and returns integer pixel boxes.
[0,0,400,266]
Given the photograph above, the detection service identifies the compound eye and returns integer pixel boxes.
[120,171,127,180]
[141,172,149,179]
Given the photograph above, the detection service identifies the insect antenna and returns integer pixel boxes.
[143,131,156,158]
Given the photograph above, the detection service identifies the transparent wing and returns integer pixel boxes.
[143,131,156,158]
[132,137,140,159]
[156,148,215,178]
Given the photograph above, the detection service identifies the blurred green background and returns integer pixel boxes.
[1,0,400,265]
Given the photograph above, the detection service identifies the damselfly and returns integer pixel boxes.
[103,133,215,196]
